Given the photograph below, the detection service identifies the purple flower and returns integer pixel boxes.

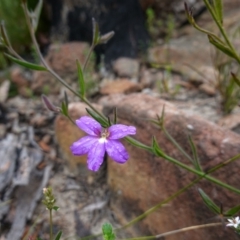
[70,116,136,171]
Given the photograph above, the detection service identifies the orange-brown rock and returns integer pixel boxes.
[55,93,240,239]
[100,79,141,95]
[99,93,240,240]
[32,42,92,94]
[10,67,31,97]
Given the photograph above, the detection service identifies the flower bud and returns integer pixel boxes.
[41,95,60,113]
[99,31,115,44]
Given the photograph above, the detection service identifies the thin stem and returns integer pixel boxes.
[122,222,222,240]
[203,0,240,63]
[49,209,53,240]
[116,177,201,231]
[76,151,240,240]
[192,23,225,45]
[160,151,240,194]
[162,126,193,164]
[21,2,107,124]
[125,136,153,152]
[82,44,94,72]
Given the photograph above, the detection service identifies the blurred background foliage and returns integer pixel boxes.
[0,0,42,69]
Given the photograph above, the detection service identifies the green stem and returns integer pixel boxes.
[76,152,240,240]
[116,177,201,231]
[21,3,108,124]
[122,222,221,240]
[82,44,95,72]
[125,136,153,152]
[158,150,240,194]
[162,126,193,164]
[203,0,240,63]
[49,209,53,240]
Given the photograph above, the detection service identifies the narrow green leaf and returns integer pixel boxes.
[198,188,220,215]
[152,136,166,157]
[213,0,223,25]
[53,206,59,211]
[61,102,68,116]
[231,72,240,88]
[32,0,43,32]
[208,35,237,60]
[107,116,111,126]
[4,53,47,71]
[92,18,100,45]
[86,108,108,128]
[151,137,166,158]
[225,205,240,217]
[64,91,69,107]
[76,59,85,97]
[188,135,202,171]
[0,21,10,46]
[54,231,62,240]
[113,107,117,124]
[225,77,235,98]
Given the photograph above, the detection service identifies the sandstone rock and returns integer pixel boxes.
[99,93,240,240]
[10,67,31,97]
[218,113,240,134]
[139,68,155,88]
[147,34,217,83]
[100,79,141,95]
[199,83,216,96]
[0,80,10,103]
[32,42,92,94]
[54,92,240,239]
[113,58,140,78]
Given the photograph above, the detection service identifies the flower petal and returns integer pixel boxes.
[87,141,106,171]
[70,136,98,155]
[76,116,102,136]
[108,124,136,139]
[105,140,129,163]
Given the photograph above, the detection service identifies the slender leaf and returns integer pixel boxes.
[208,35,237,60]
[225,205,240,217]
[113,107,117,124]
[61,102,68,116]
[4,53,47,71]
[53,206,59,211]
[231,72,240,88]
[76,59,85,97]
[64,91,69,107]
[152,136,161,156]
[54,231,62,240]
[188,135,202,171]
[107,116,111,126]
[0,21,10,46]
[198,188,220,215]
[92,18,100,45]
[213,0,223,25]
[32,0,43,31]
[85,108,108,128]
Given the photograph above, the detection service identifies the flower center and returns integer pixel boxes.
[101,128,109,139]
